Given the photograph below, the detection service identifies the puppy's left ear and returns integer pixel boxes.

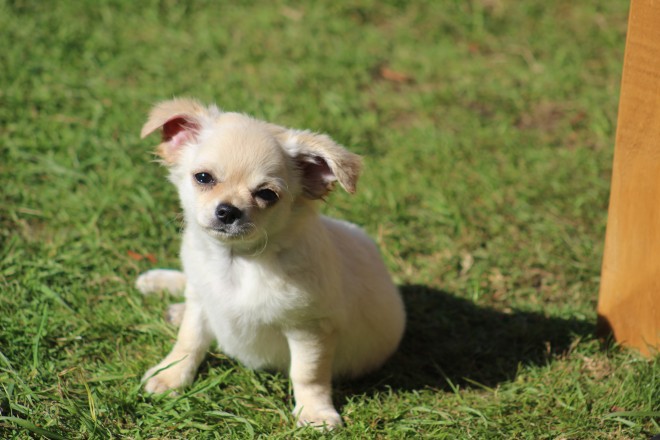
[280,130,363,199]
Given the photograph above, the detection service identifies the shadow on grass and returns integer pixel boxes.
[336,284,594,396]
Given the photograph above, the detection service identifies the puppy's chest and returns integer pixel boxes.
[193,257,310,325]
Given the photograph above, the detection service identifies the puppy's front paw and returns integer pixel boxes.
[136,269,186,295]
[143,374,180,395]
[142,356,195,395]
[294,405,343,430]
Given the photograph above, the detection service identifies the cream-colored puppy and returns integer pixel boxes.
[136,98,405,428]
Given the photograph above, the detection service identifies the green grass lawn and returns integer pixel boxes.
[2,0,658,438]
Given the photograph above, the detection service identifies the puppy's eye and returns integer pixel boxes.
[194,172,215,185]
[254,188,279,203]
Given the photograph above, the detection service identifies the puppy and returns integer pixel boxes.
[136,98,405,428]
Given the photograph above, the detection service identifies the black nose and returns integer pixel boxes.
[215,203,242,225]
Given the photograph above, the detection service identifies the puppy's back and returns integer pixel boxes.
[320,216,406,377]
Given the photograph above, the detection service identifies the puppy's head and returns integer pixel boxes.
[141,98,362,251]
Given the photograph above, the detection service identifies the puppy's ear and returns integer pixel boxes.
[280,129,363,199]
[141,98,211,164]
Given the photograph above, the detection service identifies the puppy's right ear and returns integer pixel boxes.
[141,98,210,165]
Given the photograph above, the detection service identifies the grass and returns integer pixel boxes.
[1,0,658,438]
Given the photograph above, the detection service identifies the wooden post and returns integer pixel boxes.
[597,0,660,356]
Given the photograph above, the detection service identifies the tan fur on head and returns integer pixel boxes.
[141,99,362,198]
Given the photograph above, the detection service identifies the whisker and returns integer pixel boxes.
[245,223,269,257]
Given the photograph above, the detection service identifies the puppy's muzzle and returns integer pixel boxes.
[215,203,242,225]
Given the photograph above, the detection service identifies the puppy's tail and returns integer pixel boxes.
[136,269,186,296]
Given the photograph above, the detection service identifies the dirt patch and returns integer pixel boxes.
[516,101,567,133]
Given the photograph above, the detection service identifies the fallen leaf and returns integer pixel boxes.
[127,250,144,261]
[379,66,414,84]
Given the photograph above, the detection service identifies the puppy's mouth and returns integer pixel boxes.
[204,222,255,241]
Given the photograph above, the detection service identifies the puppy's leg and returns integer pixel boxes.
[136,270,187,326]
[143,297,211,394]
[136,269,187,295]
[286,328,342,429]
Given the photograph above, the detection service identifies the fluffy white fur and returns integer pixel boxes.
[136,98,405,429]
